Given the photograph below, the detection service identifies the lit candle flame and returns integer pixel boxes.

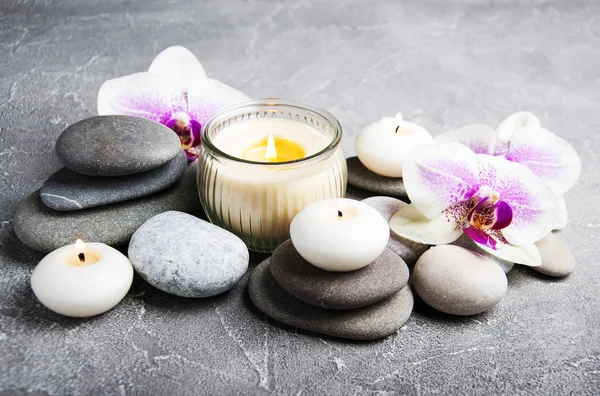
[74,239,86,263]
[75,239,85,250]
[265,135,277,162]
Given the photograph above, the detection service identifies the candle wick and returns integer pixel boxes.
[394,125,400,134]
[338,210,343,219]
[78,252,85,263]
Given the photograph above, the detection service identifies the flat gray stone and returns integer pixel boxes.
[347,157,407,198]
[361,196,429,264]
[452,234,514,273]
[14,165,202,253]
[250,258,413,340]
[532,233,576,277]
[129,211,248,298]
[40,150,187,211]
[413,245,508,316]
[56,115,182,176]
[270,240,409,310]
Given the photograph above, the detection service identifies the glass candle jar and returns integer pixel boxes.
[198,99,347,253]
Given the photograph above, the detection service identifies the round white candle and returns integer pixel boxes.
[289,198,389,272]
[201,117,347,252]
[355,113,432,177]
[31,240,133,317]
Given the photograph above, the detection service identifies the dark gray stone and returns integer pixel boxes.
[413,245,508,316]
[129,211,248,298]
[361,196,430,264]
[250,258,413,340]
[40,150,187,211]
[347,157,407,198]
[270,240,409,310]
[532,233,576,277]
[14,165,202,252]
[56,115,182,176]
[1,1,599,395]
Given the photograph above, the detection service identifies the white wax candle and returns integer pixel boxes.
[213,118,329,159]
[201,118,347,252]
[289,198,389,272]
[31,240,133,317]
[355,113,432,177]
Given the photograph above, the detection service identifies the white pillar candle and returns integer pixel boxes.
[355,113,432,177]
[31,240,133,317]
[289,198,389,272]
[200,113,347,253]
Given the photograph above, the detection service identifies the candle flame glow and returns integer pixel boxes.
[75,239,85,250]
[265,135,277,162]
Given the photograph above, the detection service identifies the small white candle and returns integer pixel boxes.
[31,239,133,317]
[355,113,432,177]
[289,198,389,272]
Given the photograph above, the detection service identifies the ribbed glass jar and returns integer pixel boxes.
[198,99,347,253]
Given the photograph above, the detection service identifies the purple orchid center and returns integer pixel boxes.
[165,111,202,161]
[463,191,513,250]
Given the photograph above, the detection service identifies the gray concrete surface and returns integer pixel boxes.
[1,0,599,394]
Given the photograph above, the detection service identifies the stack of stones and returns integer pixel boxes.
[14,116,203,253]
[361,195,576,317]
[249,239,414,341]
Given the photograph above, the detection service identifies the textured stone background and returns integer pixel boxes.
[1,0,599,394]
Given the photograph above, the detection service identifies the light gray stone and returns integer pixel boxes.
[41,150,187,211]
[250,258,413,340]
[128,211,248,297]
[532,233,576,277]
[14,165,202,252]
[270,240,409,310]
[361,196,429,264]
[413,245,508,316]
[347,157,407,198]
[452,234,515,273]
[56,115,182,176]
[361,196,407,220]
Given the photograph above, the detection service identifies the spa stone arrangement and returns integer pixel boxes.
[16,46,581,340]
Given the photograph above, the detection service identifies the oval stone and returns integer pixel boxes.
[533,233,576,277]
[250,258,413,340]
[270,240,409,310]
[451,234,514,273]
[56,115,182,176]
[347,157,407,198]
[413,245,508,316]
[41,150,187,211]
[362,196,429,265]
[129,211,249,298]
[14,165,202,253]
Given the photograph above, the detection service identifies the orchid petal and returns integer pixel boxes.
[435,124,497,155]
[148,46,207,92]
[402,142,479,219]
[476,241,542,266]
[476,154,557,245]
[187,78,250,124]
[505,126,582,195]
[463,226,497,249]
[554,195,568,230]
[97,72,185,123]
[496,111,541,141]
[389,203,463,245]
[492,200,513,230]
